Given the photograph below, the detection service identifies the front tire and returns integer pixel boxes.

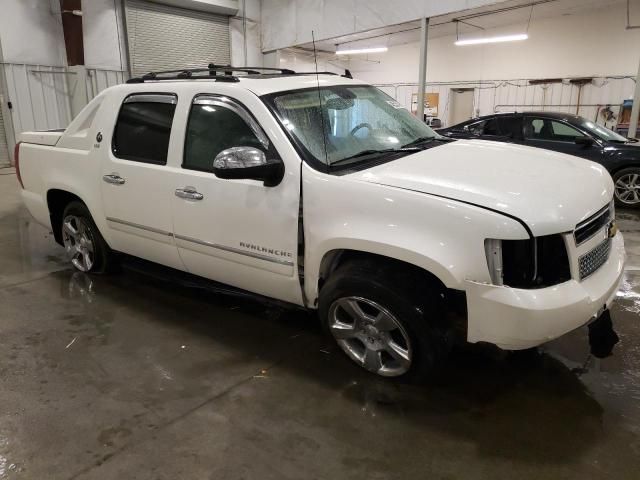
[613,167,640,207]
[318,259,451,381]
[61,202,115,273]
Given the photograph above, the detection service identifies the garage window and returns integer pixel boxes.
[112,94,177,165]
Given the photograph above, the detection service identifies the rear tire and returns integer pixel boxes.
[61,202,116,274]
[318,259,451,381]
[612,167,640,208]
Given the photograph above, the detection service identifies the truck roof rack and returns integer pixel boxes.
[126,64,343,84]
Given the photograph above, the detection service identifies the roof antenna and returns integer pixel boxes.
[312,30,329,168]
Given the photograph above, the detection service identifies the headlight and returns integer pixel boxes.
[484,239,504,286]
[610,200,616,226]
[485,235,571,288]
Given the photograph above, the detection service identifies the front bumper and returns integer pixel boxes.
[464,232,626,350]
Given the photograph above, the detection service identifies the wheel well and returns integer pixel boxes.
[610,163,640,178]
[318,249,467,334]
[47,190,84,245]
[318,249,447,296]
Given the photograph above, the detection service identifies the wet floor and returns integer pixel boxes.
[0,170,639,479]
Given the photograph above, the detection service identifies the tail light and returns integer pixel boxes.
[14,141,24,189]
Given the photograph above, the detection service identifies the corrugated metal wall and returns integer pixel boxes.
[124,0,231,77]
[86,68,128,100]
[376,76,636,128]
[0,100,9,166]
[1,64,72,136]
[0,64,126,158]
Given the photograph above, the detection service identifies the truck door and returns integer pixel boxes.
[100,92,183,270]
[170,91,302,305]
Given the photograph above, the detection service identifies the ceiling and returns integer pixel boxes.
[294,0,628,54]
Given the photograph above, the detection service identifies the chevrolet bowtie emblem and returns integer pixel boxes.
[608,221,618,239]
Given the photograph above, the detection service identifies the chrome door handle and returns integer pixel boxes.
[103,174,125,185]
[175,187,204,200]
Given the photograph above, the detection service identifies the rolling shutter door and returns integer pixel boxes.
[0,105,9,167]
[125,0,231,77]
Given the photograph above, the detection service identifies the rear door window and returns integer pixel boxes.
[112,93,177,164]
[464,118,503,136]
[465,120,486,135]
[482,118,501,135]
[497,115,522,138]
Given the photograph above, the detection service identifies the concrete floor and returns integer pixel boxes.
[1,171,639,480]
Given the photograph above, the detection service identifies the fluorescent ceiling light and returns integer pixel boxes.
[336,47,388,55]
[454,33,528,46]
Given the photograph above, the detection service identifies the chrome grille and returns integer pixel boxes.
[574,204,611,246]
[579,238,612,280]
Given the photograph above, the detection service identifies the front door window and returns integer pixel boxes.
[524,118,583,142]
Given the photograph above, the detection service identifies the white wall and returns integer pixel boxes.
[230,0,263,67]
[83,0,128,71]
[339,3,640,126]
[261,0,513,52]
[351,4,640,84]
[0,0,71,159]
[0,0,67,65]
[279,49,346,74]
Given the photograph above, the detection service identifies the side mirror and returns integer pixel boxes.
[575,136,594,146]
[213,147,284,187]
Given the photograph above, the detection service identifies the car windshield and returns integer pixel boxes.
[577,118,628,143]
[269,85,437,167]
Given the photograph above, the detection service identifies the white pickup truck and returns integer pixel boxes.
[16,66,626,379]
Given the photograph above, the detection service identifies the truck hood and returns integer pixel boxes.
[353,139,613,236]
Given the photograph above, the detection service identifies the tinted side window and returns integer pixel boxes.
[464,119,503,136]
[466,120,485,135]
[550,121,582,139]
[482,118,500,135]
[184,102,264,172]
[524,117,583,142]
[523,118,544,139]
[112,95,177,164]
[498,115,522,138]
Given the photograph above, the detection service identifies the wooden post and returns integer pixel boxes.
[59,0,84,66]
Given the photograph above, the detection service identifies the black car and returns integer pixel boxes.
[437,112,640,207]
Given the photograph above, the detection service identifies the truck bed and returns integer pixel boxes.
[19,130,65,146]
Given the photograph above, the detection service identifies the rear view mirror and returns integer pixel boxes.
[575,136,594,146]
[213,147,284,187]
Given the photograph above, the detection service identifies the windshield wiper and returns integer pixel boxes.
[401,136,437,148]
[330,147,420,167]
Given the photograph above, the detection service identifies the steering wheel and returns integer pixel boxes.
[350,123,372,137]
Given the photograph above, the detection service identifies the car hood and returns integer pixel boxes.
[353,139,613,236]
[605,142,640,156]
